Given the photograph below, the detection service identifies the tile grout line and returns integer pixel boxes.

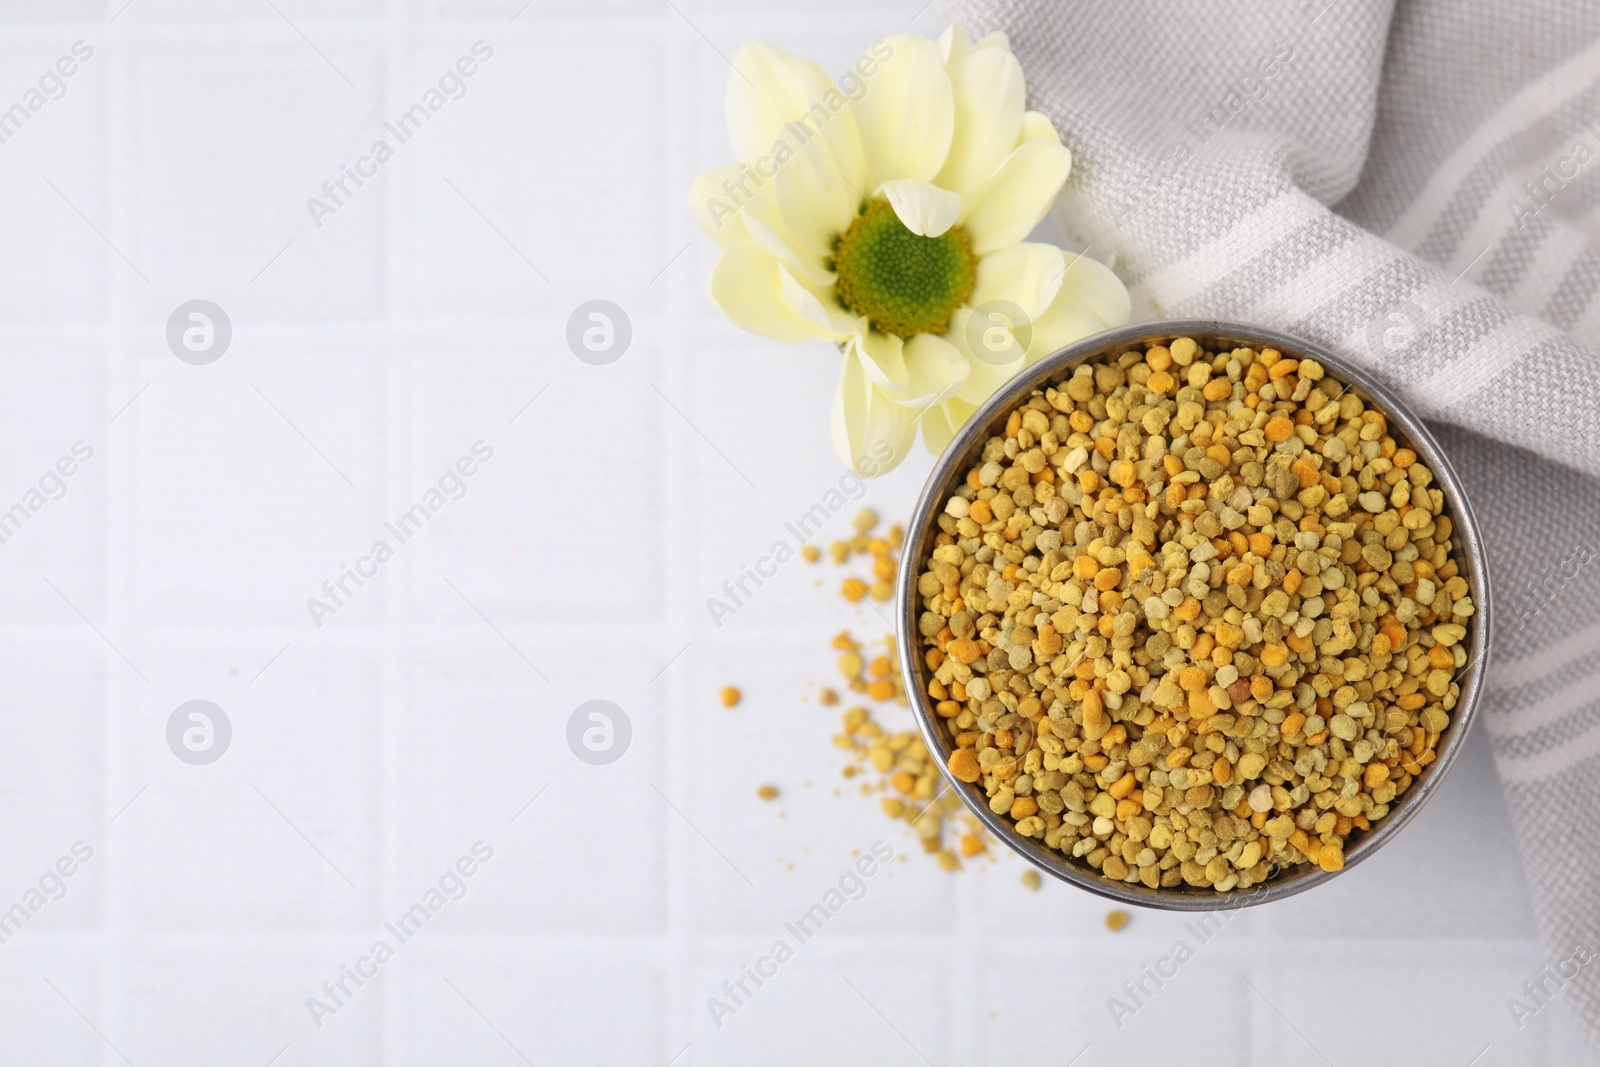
[380,2,410,1061]
[661,14,694,1061]
[103,8,139,1065]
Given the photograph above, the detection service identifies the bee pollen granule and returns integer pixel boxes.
[913,337,1474,892]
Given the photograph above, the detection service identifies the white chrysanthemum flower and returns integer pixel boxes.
[689,24,1131,475]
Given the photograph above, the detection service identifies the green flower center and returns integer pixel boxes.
[832,198,976,339]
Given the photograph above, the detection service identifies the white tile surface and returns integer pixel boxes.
[0,941,102,1067]
[0,3,1578,1066]
[123,335,386,627]
[0,42,110,322]
[398,940,668,1066]
[1252,947,1551,1066]
[133,40,389,320]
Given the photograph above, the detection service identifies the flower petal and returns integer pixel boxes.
[773,137,864,271]
[851,34,954,186]
[959,137,1073,255]
[877,178,961,238]
[934,32,1026,196]
[879,331,969,408]
[709,242,826,343]
[947,306,1027,405]
[848,328,909,392]
[688,165,751,245]
[832,351,919,475]
[1018,109,1061,145]
[921,395,978,455]
[727,42,863,182]
[777,264,860,341]
[740,191,836,289]
[1056,251,1132,325]
[970,242,1067,321]
[936,22,969,65]
[1027,251,1132,360]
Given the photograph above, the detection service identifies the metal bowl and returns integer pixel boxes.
[895,320,1492,910]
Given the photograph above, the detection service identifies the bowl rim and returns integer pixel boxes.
[894,318,1493,910]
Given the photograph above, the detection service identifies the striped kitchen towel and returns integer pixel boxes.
[943,0,1600,1050]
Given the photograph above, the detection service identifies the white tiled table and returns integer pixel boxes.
[0,2,1586,1064]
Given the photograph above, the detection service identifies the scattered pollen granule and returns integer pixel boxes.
[808,511,996,872]
[828,508,904,603]
[827,627,989,871]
